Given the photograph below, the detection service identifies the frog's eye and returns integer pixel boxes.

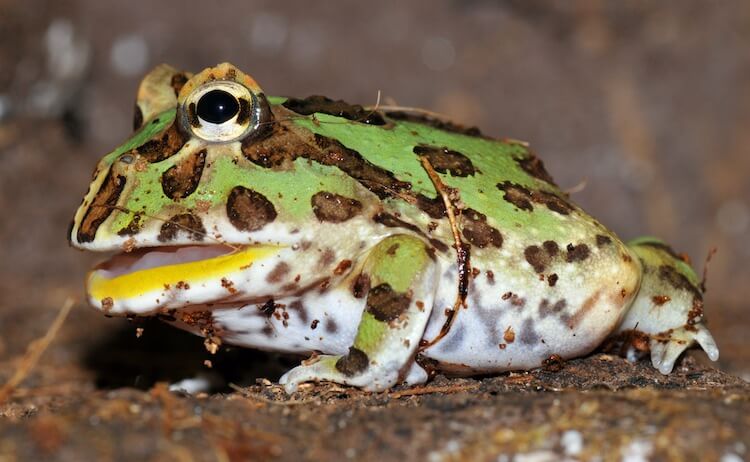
[182,82,258,142]
[197,90,239,124]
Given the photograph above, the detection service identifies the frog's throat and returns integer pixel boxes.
[87,245,282,301]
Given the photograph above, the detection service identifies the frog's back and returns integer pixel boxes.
[265,97,642,372]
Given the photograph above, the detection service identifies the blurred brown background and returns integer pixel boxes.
[1,0,748,385]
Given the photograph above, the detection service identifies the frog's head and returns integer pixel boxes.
[618,237,719,373]
[69,63,304,315]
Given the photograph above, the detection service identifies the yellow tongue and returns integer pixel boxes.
[88,245,281,301]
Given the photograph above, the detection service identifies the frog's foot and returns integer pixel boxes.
[279,235,437,393]
[649,324,719,374]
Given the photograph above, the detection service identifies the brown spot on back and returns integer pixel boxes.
[652,295,671,306]
[515,153,557,185]
[497,181,572,215]
[531,190,573,215]
[133,120,188,163]
[524,240,561,273]
[566,243,590,263]
[77,172,126,243]
[283,95,386,125]
[161,149,206,200]
[226,186,277,231]
[335,347,370,376]
[413,145,475,177]
[548,273,559,287]
[596,234,613,247]
[385,111,484,137]
[311,191,362,223]
[158,214,206,242]
[366,283,411,323]
[266,262,290,284]
[497,181,533,211]
[313,134,410,199]
[461,208,503,248]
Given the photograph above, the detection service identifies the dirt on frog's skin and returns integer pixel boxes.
[1,348,747,461]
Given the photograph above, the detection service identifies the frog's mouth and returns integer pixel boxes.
[86,244,282,314]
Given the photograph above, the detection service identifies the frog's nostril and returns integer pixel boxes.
[197,89,240,124]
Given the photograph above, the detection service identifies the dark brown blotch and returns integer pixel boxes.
[566,243,590,263]
[335,347,370,376]
[226,186,277,231]
[313,135,411,199]
[158,213,206,242]
[161,149,206,200]
[532,190,573,215]
[497,181,534,211]
[524,245,548,273]
[311,191,362,223]
[596,234,613,247]
[461,208,503,248]
[366,283,411,323]
[413,145,475,177]
[548,273,559,287]
[283,95,386,125]
[76,172,126,243]
[134,120,188,163]
[516,153,557,186]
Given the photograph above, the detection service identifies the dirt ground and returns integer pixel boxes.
[1,1,749,460]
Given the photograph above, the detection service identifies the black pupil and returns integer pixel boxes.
[196,89,240,124]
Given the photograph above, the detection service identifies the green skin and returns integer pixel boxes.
[70,63,719,392]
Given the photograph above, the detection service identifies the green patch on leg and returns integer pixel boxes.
[353,312,388,353]
[368,236,430,293]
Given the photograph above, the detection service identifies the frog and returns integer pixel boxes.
[68,63,719,392]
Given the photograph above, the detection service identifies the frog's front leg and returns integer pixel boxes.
[280,234,438,392]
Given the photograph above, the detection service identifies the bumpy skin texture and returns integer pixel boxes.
[69,63,719,392]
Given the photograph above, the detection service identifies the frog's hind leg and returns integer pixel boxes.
[279,234,437,392]
[616,237,719,374]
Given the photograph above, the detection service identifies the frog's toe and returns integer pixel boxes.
[402,362,428,386]
[649,324,719,374]
[278,352,400,394]
[694,324,720,361]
